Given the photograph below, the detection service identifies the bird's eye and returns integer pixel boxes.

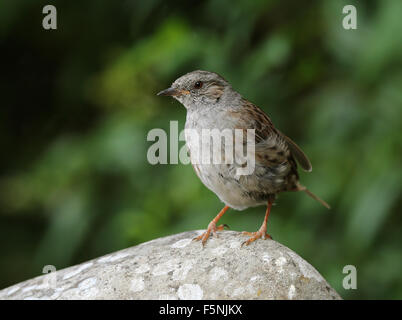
[194,81,203,89]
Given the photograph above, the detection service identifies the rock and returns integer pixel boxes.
[0,230,341,300]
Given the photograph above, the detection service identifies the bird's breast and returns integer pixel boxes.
[184,109,265,209]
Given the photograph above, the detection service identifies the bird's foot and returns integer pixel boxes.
[193,223,229,246]
[241,230,272,246]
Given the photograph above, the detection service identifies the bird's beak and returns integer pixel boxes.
[157,87,190,97]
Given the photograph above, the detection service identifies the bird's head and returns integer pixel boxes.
[157,70,232,109]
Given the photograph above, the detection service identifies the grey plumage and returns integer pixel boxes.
[157,70,329,246]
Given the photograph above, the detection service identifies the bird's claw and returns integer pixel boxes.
[193,224,228,246]
[217,224,230,231]
[241,230,272,246]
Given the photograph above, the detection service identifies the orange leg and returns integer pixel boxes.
[241,201,273,246]
[193,205,230,246]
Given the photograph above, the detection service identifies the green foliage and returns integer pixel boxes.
[0,0,401,299]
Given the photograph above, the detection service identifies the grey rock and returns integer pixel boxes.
[0,230,341,300]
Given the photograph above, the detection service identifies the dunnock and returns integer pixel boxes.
[157,70,329,246]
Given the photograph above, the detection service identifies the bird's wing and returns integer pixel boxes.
[229,99,312,172]
[276,131,312,172]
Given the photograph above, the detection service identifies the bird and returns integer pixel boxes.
[157,70,330,246]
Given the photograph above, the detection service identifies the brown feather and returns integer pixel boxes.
[235,99,312,172]
[279,133,312,172]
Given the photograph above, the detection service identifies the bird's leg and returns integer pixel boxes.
[241,201,273,246]
[193,205,230,246]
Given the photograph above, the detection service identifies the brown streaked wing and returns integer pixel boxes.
[276,132,312,172]
[233,99,312,172]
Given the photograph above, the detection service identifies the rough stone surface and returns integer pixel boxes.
[0,230,341,300]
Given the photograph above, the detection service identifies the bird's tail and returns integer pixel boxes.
[296,183,330,209]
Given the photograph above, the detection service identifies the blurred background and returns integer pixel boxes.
[1,0,401,299]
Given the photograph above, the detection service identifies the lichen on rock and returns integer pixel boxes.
[0,230,341,300]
